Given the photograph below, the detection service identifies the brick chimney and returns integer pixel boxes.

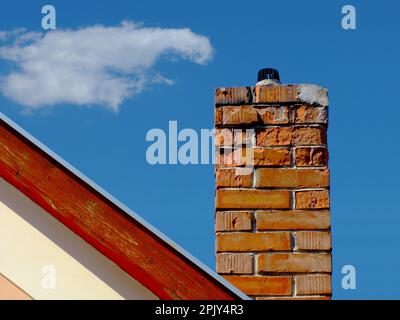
[214,69,332,300]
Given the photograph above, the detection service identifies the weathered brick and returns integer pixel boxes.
[255,168,329,188]
[254,85,298,104]
[257,127,292,146]
[218,147,290,167]
[216,85,328,106]
[216,232,291,252]
[258,253,332,273]
[296,274,332,295]
[253,148,291,166]
[219,106,290,126]
[216,148,253,167]
[216,189,291,209]
[215,211,252,231]
[214,128,233,146]
[257,106,289,124]
[215,147,234,167]
[295,231,331,250]
[215,87,253,105]
[216,253,253,274]
[233,148,256,167]
[294,105,328,124]
[233,129,255,145]
[295,147,328,166]
[292,127,326,146]
[215,83,331,299]
[216,168,252,188]
[224,276,292,296]
[256,210,330,230]
[295,190,330,209]
[223,106,258,125]
[215,107,223,125]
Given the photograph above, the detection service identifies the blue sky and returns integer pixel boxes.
[0,0,399,299]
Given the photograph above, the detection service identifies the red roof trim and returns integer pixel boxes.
[0,116,245,300]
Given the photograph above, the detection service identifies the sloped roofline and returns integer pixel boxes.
[0,111,248,300]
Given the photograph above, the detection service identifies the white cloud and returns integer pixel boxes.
[0,22,214,112]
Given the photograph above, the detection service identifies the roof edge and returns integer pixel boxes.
[0,111,249,300]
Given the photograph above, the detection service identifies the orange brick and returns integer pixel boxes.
[295,147,328,166]
[216,168,252,188]
[216,253,253,274]
[255,168,329,188]
[218,147,290,167]
[224,276,292,296]
[215,211,252,231]
[253,148,290,166]
[215,107,223,125]
[295,231,331,250]
[257,253,332,273]
[215,87,253,105]
[216,148,254,167]
[222,106,258,125]
[257,107,289,124]
[233,129,255,145]
[216,232,291,252]
[214,128,233,146]
[257,127,292,146]
[296,274,332,295]
[256,210,330,230]
[292,127,326,146]
[294,105,328,124]
[295,190,330,209]
[215,147,231,167]
[216,189,291,209]
[254,85,298,104]
[232,148,255,166]
[219,106,290,126]
[215,85,327,107]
